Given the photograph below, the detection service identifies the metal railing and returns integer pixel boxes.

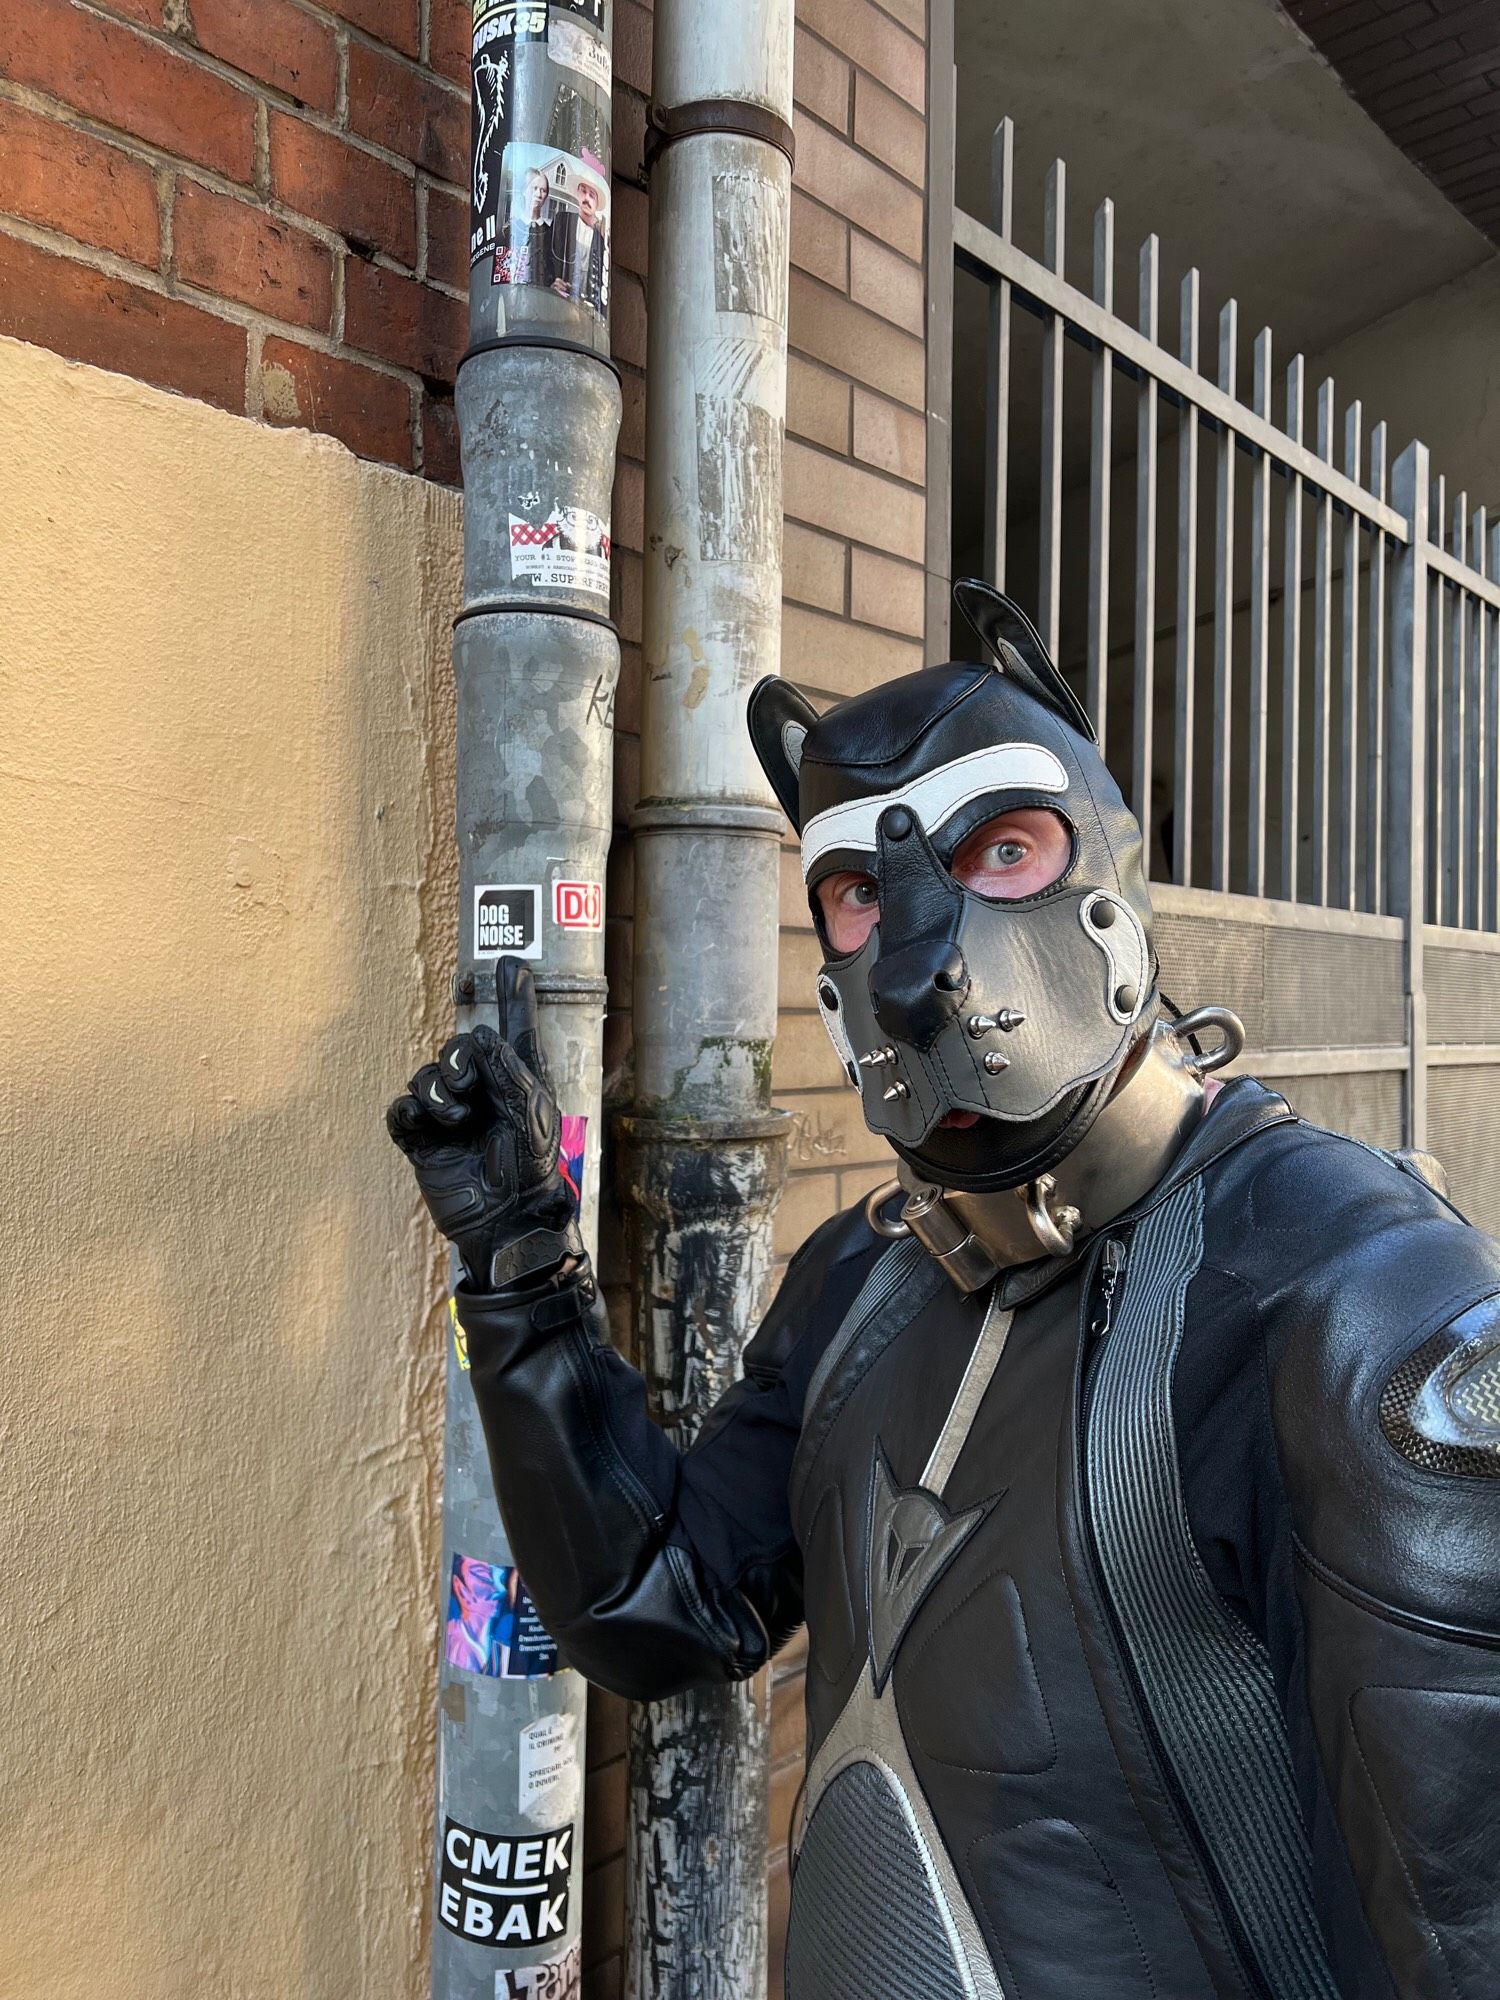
[954,117,1500,933]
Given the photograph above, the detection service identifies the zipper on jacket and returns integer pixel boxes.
[1075,1232,1273,2000]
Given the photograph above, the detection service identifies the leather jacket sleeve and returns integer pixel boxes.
[457,1205,881,1702]
[1270,1235,1500,2000]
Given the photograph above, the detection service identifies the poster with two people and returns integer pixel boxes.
[471,0,611,323]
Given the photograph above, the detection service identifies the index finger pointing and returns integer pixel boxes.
[496,956,542,1068]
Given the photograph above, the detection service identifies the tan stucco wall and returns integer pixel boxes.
[0,337,460,1997]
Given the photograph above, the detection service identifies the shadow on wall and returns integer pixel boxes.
[0,337,459,2000]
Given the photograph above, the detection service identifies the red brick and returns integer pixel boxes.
[261,334,412,465]
[795,0,925,111]
[0,0,257,182]
[794,113,924,263]
[109,0,168,22]
[320,0,419,58]
[344,256,465,380]
[425,183,468,290]
[347,40,468,184]
[0,99,160,267]
[615,0,652,96]
[269,112,416,263]
[794,27,851,131]
[0,230,245,410]
[174,180,332,331]
[423,393,461,484]
[428,0,470,89]
[853,71,925,190]
[188,0,337,111]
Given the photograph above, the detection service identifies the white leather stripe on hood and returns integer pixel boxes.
[800,741,1068,879]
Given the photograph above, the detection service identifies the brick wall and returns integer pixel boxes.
[1280,0,1500,247]
[0,0,472,476]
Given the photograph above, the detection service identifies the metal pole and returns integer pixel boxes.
[434,4,621,1995]
[618,2,794,1993]
[1390,440,1429,1150]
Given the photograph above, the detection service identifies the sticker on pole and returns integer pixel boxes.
[474,885,541,960]
[448,1297,470,1373]
[445,1554,562,1679]
[519,1713,581,1820]
[552,880,602,932]
[559,1115,586,1210]
[549,13,610,90]
[438,1819,573,1947]
[470,3,548,271]
[508,506,611,598]
[497,1943,582,1998]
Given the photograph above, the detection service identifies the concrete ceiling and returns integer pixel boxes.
[952,0,1490,359]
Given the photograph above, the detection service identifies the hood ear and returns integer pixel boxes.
[952,578,1098,745]
[747,676,818,830]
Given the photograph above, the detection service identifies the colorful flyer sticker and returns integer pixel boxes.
[448,1297,470,1373]
[519,1712,581,1820]
[445,1554,561,1679]
[438,1817,573,1947]
[552,879,603,931]
[475,884,542,960]
[497,1945,582,2000]
[508,505,611,598]
[559,1114,586,1209]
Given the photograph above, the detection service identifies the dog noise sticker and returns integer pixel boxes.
[474,884,541,960]
[438,1818,573,1947]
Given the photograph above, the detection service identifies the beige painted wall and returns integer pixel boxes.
[0,337,460,1997]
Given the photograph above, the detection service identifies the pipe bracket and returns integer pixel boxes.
[630,802,785,836]
[645,97,796,172]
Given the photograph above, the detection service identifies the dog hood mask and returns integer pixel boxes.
[748,580,1159,1195]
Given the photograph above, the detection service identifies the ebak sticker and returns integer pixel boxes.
[438,1818,573,1947]
[445,1554,561,1680]
[509,506,611,598]
[559,1115,586,1210]
[498,1944,583,2000]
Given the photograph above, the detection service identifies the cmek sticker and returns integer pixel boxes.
[475,885,542,960]
[438,1818,573,1948]
[497,1944,582,1999]
[445,1554,561,1680]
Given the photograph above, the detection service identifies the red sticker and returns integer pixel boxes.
[552,880,603,931]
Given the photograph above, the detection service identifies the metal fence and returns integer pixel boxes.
[937,115,1500,1223]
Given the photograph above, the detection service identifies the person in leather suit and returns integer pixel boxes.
[388,580,1500,2000]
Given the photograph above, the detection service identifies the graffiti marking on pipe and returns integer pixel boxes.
[497,1943,582,1999]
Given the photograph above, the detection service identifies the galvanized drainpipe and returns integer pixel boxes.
[433,4,620,1995]
[618,4,795,1995]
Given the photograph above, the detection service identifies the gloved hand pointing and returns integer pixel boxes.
[386,959,582,1291]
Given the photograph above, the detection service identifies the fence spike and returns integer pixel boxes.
[1370,419,1388,502]
[991,118,1014,239]
[1093,198,1114,310]
[1180,269,1200,369]
[1218,299,1239,398]
[1285,354,1305,443]
[1044,159,1066,275]
[1138,234,1159,338]
[1252,329,1272,418]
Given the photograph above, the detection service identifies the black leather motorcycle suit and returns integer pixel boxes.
[459,1077,1500,2000]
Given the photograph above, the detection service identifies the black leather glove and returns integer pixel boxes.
[386,959,583,1290]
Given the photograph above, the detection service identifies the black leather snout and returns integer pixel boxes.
[868,941,970,1047]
